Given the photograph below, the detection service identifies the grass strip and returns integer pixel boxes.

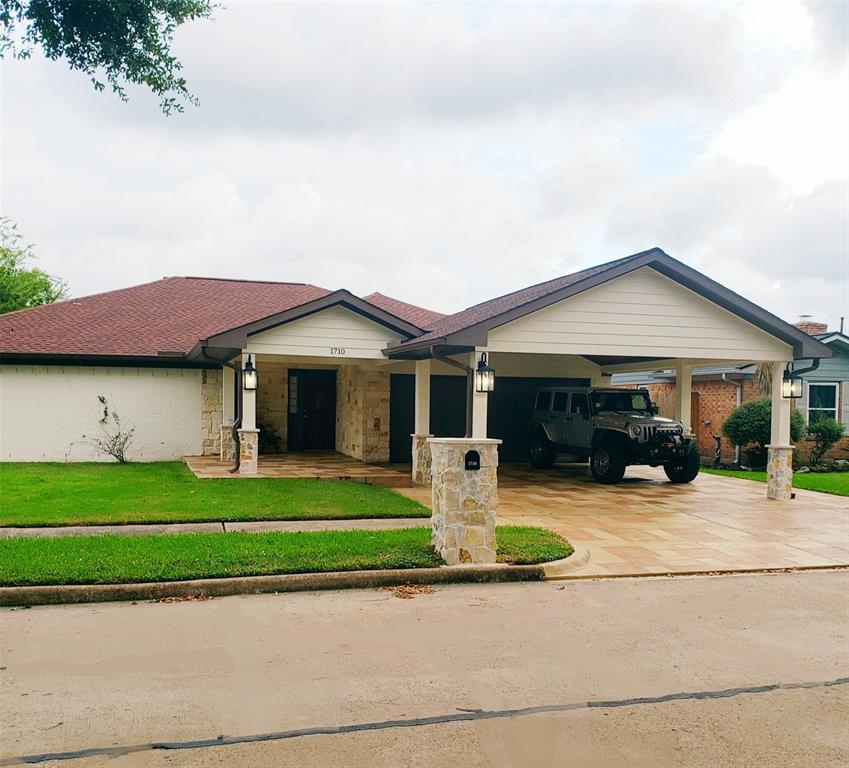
[0,526,573,586]
[0,462,428,526]
[702,467,849,497]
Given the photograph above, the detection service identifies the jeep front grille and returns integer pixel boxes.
[642,425,679,442]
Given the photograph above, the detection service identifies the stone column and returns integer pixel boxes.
[411,433,433,484]
[766,445,793,500]
[428,437,501,565]
[220,424,236,462]
[411,360,432,483]
[238,428,259,475]
[767,362,793,500]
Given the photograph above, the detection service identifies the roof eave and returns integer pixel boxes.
[0,352,214,369]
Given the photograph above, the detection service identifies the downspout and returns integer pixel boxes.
[721,373,742,465]
[431,349,474,438]
[788,358,820,378]
[201,346,242,474]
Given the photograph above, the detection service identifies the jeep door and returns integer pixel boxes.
[565,393,592,449]
[549,391,569,444]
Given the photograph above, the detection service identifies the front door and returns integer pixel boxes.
[288,370,336,451]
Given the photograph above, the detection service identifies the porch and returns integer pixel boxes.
[185,451,413,487]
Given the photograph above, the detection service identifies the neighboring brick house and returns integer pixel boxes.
[614,321,849,463]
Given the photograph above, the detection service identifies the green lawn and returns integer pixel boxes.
[0,526,573,586]
[702,467,849,496]
[0,462,429,527]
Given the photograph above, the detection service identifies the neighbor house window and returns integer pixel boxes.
[807,382,838,425]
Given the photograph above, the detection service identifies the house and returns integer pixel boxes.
[0,248,832,498]
[612,321,849,462]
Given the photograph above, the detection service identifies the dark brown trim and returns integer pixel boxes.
[0,353,216,369]
[204,290,425,350]
[387,248,834,360]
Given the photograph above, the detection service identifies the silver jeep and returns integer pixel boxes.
[528,387,699,484]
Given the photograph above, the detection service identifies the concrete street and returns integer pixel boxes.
[2,571,848,767]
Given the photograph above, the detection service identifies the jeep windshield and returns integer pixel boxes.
[590,391,652,414]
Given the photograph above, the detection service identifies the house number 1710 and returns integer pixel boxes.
[330,347,347,356]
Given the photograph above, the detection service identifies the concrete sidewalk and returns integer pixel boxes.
[0,517,427,538]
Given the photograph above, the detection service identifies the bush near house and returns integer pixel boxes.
[721,397,805,468]
[807,419,846,467]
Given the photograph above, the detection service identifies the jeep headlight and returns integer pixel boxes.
[630,425,642,437]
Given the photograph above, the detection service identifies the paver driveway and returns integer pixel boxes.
[400,465,849,577]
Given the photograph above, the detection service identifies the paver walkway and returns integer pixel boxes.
[184,452,412,487]
[401,464,849,577]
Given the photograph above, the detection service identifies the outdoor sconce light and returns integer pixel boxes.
[475,353,495,393]
[781,370,802,399]
[242,355,258,391]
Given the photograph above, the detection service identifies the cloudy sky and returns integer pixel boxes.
[1,0,847,329]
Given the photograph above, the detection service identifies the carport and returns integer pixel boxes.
[386,249,832,499]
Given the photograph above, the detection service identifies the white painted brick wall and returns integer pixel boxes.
[0,365,204,461]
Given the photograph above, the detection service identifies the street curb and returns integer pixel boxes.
[0,562,550,607]
[541,545,591,578]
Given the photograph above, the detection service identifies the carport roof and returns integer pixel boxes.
[385,248,833,361]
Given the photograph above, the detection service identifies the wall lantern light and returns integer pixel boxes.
[475,353,495,393]
[242,354,258,391]
[781,369,802,399]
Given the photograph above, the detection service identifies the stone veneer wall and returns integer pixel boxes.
[201,368,223,456]
[256,360,288,452]
[336,366,390,462]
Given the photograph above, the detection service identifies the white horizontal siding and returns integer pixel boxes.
[246,306,403,360]
[0,365,203,461]
[487,267,792,361]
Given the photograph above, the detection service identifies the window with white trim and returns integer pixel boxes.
[807,382,838,425]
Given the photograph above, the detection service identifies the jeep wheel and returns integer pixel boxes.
[664,444,700,483]
[590,441,626,484]
[528,432,556,469]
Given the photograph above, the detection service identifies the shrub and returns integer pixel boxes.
[722,397,805,468]
[69,395,136,463]
[807,418,845,466]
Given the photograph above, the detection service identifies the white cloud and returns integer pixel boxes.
[0,0,846,330]
[709,68,849,192]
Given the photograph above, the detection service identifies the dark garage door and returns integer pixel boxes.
[390,374,588,463]
[487,377,589,461]
[390,374,467,462]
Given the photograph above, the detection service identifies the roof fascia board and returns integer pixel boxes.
[0,353,216,369]
[205,290,425,350]
[384,340,474,360]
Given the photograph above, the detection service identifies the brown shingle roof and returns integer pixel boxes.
[403,253,644,345]
[0,277,331,358]
[362,292,446,331]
